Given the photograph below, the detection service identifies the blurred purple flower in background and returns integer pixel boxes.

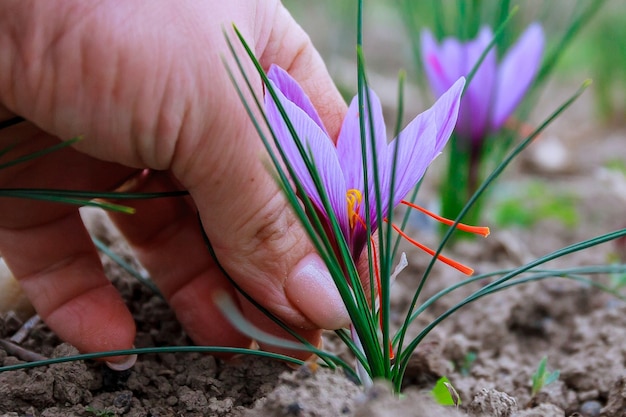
[421,23,544,146]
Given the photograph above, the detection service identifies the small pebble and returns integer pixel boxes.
[2,311,23,335]
[284,401,303,416]
[113,391,133,409]
[579,400,602,417]
[525,135,572,175]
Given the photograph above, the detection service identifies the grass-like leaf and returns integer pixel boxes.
[91,235,162,297]
[0,346,304,373]
[0,136,82,171]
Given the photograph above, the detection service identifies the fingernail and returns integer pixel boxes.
[285,253,350,330]
[105,351,138,371]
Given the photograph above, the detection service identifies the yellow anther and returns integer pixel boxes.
[346,189,363,229]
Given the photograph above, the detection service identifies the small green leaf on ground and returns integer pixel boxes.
[531,356,560,397]
[432,376,461,406]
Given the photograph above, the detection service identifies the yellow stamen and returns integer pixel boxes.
[401,200,490,237]
[346,189,363,229]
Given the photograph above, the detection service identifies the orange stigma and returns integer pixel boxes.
[382,200,490,276]
[389,223,474,275]
[346,189,363,229]
[401,200,490,237]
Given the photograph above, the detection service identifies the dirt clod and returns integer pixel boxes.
[468,388,518,417]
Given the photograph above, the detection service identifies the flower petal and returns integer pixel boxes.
[267,65,330,136]
[335,88,388,254]
[421,29,465,97]
[388,77,465,208]
[491,23,544,130]
[336,94,364,193]
[386,113,437,210]
[361,88,389,211]
[457,26,496,143]
[432,77,466,154]
[265,77,347,228]
[336,87,388,197]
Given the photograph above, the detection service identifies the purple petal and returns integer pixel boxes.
[265,78,347,229]
[388,77,465,208]
[267,65,330,136]
[386,113,437,210]
[336,95,364,193]
[456,26,497,143]
[336,87,388,197]
[361,88,389,209]
[431,77,466,154]
[421,30,465,97]
[491,23,544,130]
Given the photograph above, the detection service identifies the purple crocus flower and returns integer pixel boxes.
[264,65,465,262]
[421,23,544,146]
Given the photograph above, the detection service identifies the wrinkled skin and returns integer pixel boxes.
[0,0,348,363]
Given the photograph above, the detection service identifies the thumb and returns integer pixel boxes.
[258,4,351,330]
[188,4,349,333]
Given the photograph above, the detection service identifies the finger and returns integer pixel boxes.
[0,212,136,359]
[0,1,351,336]
[106,171,251,349]
[109,172,330,355]
[230,24,361,324]
[190,174,351,332]
[176,44,350,333]
[0,124,141,361]
[187,6,351,332]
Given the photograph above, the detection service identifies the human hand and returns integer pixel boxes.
[0,0,348,365]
